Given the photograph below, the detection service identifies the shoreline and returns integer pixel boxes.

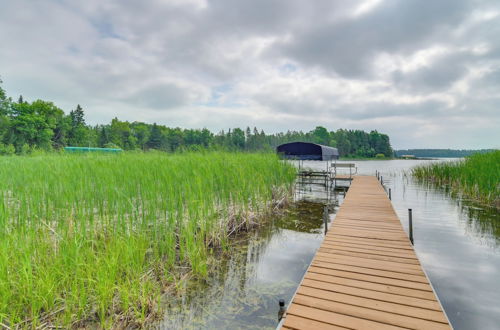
[412,151,499,209]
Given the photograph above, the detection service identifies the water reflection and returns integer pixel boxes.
[160,181,335,329]
[461,202,500,246]
[415,178,500,247]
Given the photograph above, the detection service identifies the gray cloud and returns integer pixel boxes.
[0,0,499,149]
[392,52,471,93]
[129,84,192,110]
[276,0,473,77]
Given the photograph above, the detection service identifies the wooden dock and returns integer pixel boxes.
[280,176,451,329]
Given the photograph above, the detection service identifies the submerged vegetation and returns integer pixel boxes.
[412,151,500,208]
[0,152,296,328]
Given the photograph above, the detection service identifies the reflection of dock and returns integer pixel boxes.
[280,176,451,329]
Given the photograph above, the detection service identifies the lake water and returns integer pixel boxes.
[160,159,500,330]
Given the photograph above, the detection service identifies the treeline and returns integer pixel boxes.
[395,149,496,158]
[0,81,393,157]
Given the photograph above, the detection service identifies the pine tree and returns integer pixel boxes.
[146,123,162,149]
[98,127,109,147]
[70,104,85,127]
[68,104,88,146]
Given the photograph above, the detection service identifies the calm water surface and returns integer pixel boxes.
[161,159,500,330]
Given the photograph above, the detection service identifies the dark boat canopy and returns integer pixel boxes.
[276,142,339,161]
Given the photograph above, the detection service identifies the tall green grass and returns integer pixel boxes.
[412,151,500,208]
[0,152,296,328]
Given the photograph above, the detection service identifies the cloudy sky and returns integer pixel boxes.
[1,0,499,149]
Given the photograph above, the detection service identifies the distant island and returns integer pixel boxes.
[394,149,496,158]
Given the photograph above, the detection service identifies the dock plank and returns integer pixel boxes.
[287,304,404,330]
[307,266,432,291]
[281,176,451,329]
[310,261,428,283]
[293,294,450,329]
[297,286,448,323]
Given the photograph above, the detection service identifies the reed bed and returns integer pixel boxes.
[412,151,500,208]
[0,152,296,328]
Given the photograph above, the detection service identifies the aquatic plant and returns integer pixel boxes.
[0,152,296,328]
[412,151,500,208]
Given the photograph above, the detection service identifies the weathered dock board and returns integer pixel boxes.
[281,176,451,330]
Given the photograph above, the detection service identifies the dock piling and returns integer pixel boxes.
[323,206,328,235]
[409,208,414,244]
[278,299,286,321]
[389,188,392,200]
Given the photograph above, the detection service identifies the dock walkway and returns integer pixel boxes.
[281,176,451,329]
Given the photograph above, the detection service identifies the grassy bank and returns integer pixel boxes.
[0,152,296,328]
[412,151,500,208]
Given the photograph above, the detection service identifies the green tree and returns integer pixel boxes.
[200,128,213,147]
[0,79,11,144]
[0,143,15,155]
[146,123,162,149]
[53,114,70,149]
[67,105,88,146]
[108,118,136,150]
[98,126,109,147]
[131,122,150,150]
[167,128,184,151]
[312,126,330,145]
[231,128,245,149]
[6,100,64,151]
[335,130,351,156]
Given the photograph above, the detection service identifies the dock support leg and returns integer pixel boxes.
[323,206,329,235]
[389,188,391,200]
[408,208,414,245]
[278,299,286,321]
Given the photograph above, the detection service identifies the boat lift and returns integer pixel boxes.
[296,161,357,190]
[276,142,357,200]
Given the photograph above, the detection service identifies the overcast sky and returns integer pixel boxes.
[1,0,499,149]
